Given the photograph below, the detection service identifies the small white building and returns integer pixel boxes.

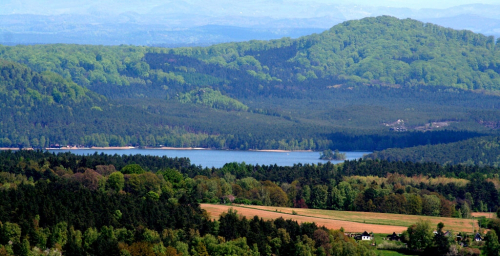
[361,231,372,240]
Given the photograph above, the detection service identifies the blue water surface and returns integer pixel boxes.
[48,149,370,168]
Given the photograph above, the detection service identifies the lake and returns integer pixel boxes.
[48,149,370,168]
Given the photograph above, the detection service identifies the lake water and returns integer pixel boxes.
[48,149,370,168]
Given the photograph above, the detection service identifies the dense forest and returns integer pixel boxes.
[2,55,499,154]
[1,16,500,162]
[0,150,371,256]
[0,150,499,255]
[366,136,500,167]
[1,150,499,217]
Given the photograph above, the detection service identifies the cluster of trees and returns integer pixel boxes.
[325,130,485,152]
[398,221,473,255]
[178,88,249,111]
[0,44,148,88]
[320,150,346,160]
[0,60,104,106]
[398,215,500,256]
[191,169,489,218]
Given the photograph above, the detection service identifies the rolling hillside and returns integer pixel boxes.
[2,17,500,96]
[1,16,500,153]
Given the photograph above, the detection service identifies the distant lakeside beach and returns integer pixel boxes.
[0,146,316,152]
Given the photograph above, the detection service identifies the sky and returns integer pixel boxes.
[323,0,500,9]
[2,0,500,16]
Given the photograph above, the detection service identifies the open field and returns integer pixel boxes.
[471,212,496,218]
[201,204,478,234]
[201,204,407,233]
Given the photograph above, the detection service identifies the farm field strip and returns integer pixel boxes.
[242,205,479,232]
[201,204,478,233]
[471,212,496,218]
[202,204,406,233]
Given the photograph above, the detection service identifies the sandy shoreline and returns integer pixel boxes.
[1,146,319,152]
[250,149,313,153]
[0,146,137,151]
[47,146,136,150]
[155,147,209,150]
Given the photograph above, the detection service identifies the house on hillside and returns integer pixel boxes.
[361,231,372,241]
[345,233,357,238]
[354,231,373,241]
[386,232,401,241]
[433,230,451,237]
[474,233,483,242]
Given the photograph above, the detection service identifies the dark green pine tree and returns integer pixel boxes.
[484,230,500,256]
[432,222,450,255]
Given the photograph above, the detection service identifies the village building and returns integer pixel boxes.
[361,231,372,241]
[433,230,451,237]
[386,232,401,241]
[474,233,483,242]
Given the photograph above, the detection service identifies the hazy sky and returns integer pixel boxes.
[324,0,500,9]
[2,0,500,16]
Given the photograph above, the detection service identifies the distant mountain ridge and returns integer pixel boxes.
[1,3,500,46]
[166,16,500,92]
[2,16,500,93]
[421,14,500,38]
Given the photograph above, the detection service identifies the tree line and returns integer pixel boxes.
[366,136,500,167]
[2,150,499,217]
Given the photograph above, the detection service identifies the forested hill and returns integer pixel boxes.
[1,16,500,98]
[1,16,500,151]
[0,60,105,106]
[171,15,500,92]
[301,16,500,91]
[0,60,109,147]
